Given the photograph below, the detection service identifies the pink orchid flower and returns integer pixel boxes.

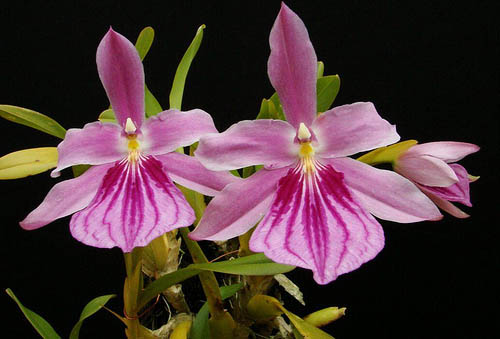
[189,3,441,284]
[20,28,238,252]
[395,141,480,218]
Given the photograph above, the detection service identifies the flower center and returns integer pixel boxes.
[297,123,315,173]
[127,134,140,163]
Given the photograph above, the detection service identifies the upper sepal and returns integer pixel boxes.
[97,28,145,130]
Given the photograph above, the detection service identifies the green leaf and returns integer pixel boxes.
[138,254,293,309]
[191,303,210,339]
[5,288,61,339]
[190,284,243,339]
[145,85,163,117]
[135,27,155,61]
[190,253,295,275]
[98,108,116,123]
[316,75,340,113]
[169,24,206,110]
[0,105,66,139]
[317,61,325,78]
[0,147,57,179]
[137,267,202,310]
[72,164,91,178]
[269,93,286,120]
[69,294,116,339]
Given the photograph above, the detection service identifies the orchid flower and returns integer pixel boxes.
[19,28,238,252]
[394,141,480,218]
[189,3,442,284]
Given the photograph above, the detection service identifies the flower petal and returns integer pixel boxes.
[250,162,384,285]
[20,163,114,230]
[396,153,458,187]
[325,157,442,222]
[419,186,470,218]
[311,102,400,158]
[97,28,145,129]
[70,156,194,252]
[268,3,317,128]
[195,119,298,171]
[141,109,217,156]
[404,141,480,163]
[155,152,242,196]
[418,164,472,207]
[51,122,126,177]
[188,167,290,241]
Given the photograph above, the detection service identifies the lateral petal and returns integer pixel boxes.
[250,162,384,285]
[51,122,126,177]
[404,141,480,163]
[195,119,298,171]
[418,164,472,207]
[326,157,442,222]
[20,163,114,230]
[155,152,241,196]
[141,109,217,156]
[70,156,194,252]
[268,3,317,128]
[311,102,400,158]
[396,153,458,187]
[97,28,145,129]
[188,167,290,241]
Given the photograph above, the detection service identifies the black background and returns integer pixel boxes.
[1,1,497,338]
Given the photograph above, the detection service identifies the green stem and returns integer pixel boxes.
[123,248,143,339]
[179,227,225,318]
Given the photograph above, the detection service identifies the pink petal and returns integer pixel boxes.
[396,153,458,187]
[51,122,126,177]
[97,28,145,129]
[311,102,400,158]
[20,163,114,230]
[155,152,242,196]
[326,157,442,222]
[141,109,217,156]
[268,3,317,128]
[250,161,385,285]
[419,186,470,219]
[195,119,298,171]
[188,167,290,241]
[70,156,194,252]
[418,164,472,207]
[404,141,480,163]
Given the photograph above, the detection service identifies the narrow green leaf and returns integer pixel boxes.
[98,108,116,123]
[269,93,286,120]
[138,254,293,309]
[137,267,202,310]
[134,27,155,61]
[190,253,295,275]
[316,75,340,113]
[317,61,325,78]
[5,288,61,339]
[0,147,57,179]
[192,262,295,276]
[145,85,163,117]
[69,294,116,339]
[169,24,206,110]
[256,99,271,120]
[191,303,210,339]
[190,284,243,339]
[0,105,66,139]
